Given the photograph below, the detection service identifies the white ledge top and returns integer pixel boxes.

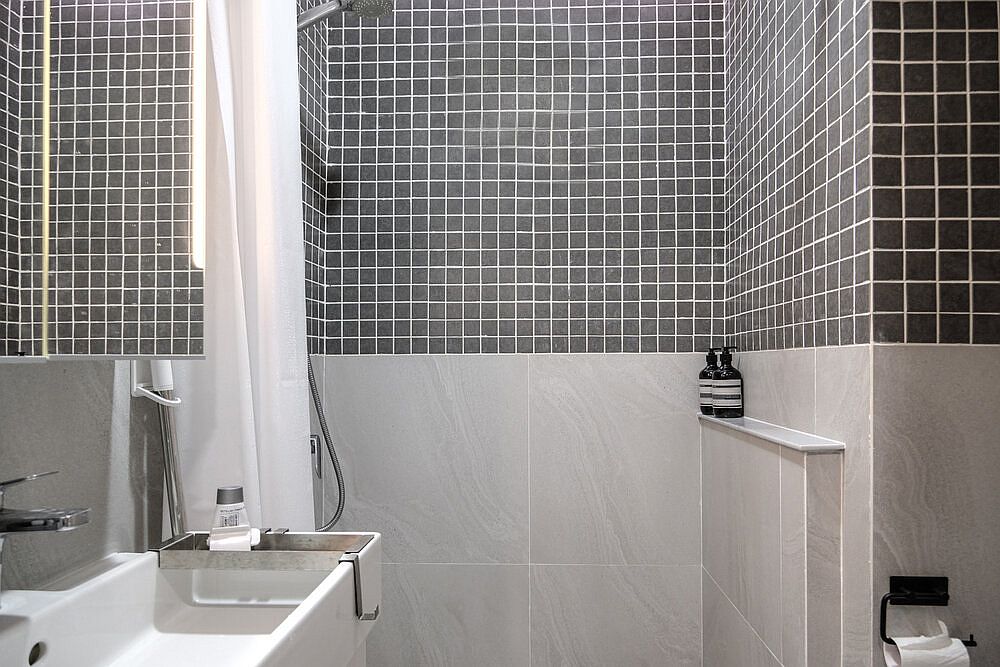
[697,414,845,453]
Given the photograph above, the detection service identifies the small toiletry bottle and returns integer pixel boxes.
[712,346,743,418]
[699,348,720,415]
[214,485,249,528]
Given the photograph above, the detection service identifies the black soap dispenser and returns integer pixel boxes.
[712,346,743,418]
[699,348,720,415]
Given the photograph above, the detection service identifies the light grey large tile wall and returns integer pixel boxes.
[0,360,162,589]
[736,345,874,665]
[814,345,874,666]
[529,354,701,567]
[703,567,781,667]
[701,424,784,658]
[371,563,530,667]
[701,421,843,667]
[320,354,529,564]
[315,353,703,666]
[531,563,701,666]
[874,345,1000,662]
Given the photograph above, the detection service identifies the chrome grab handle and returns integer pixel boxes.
[338,552,380,621]
[0,471,59,509]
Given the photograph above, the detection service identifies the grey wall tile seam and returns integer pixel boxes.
[702,565,782,664]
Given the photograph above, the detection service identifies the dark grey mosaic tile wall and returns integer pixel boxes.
[18,0,44,355]
[298,0,331,354]
[318,0,727,354]
[725,0,873,351]
[1,3,20,355]
[871,0,1000,343]
[2,0,44,356]
[47,0,203,356]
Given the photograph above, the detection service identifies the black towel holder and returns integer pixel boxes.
[880,576,976,648]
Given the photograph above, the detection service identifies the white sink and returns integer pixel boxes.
[0,533,380,667]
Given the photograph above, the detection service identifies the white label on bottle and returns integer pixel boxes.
[699,380,713,406]
[219,508,242,527]
[713,379,743,408]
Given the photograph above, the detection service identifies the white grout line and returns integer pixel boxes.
[703,566,783,665]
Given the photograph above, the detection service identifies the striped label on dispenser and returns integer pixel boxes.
[713,380,743,408]
[699,380,713,407]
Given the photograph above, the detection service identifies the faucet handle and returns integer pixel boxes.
[0,471,59,509]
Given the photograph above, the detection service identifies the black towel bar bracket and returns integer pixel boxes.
[880,576,976,648]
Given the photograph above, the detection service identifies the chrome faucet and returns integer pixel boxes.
[0,471,90,607]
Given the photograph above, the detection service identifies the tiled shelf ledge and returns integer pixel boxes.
[697,414,845,453]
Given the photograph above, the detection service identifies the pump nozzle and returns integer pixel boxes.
[712,345,744,418]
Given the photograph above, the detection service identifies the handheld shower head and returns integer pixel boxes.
[297,0,393,32]
[347,0,393,19]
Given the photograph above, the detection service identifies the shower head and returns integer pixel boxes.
[346,0,394,19]
[296,0,393,31]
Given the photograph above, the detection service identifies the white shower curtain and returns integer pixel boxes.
[171,0,313,531]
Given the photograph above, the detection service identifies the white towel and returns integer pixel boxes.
[207,526,261,551]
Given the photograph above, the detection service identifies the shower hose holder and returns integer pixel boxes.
[879,576,976,648]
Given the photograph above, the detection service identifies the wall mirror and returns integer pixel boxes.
[1,0,205,358]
